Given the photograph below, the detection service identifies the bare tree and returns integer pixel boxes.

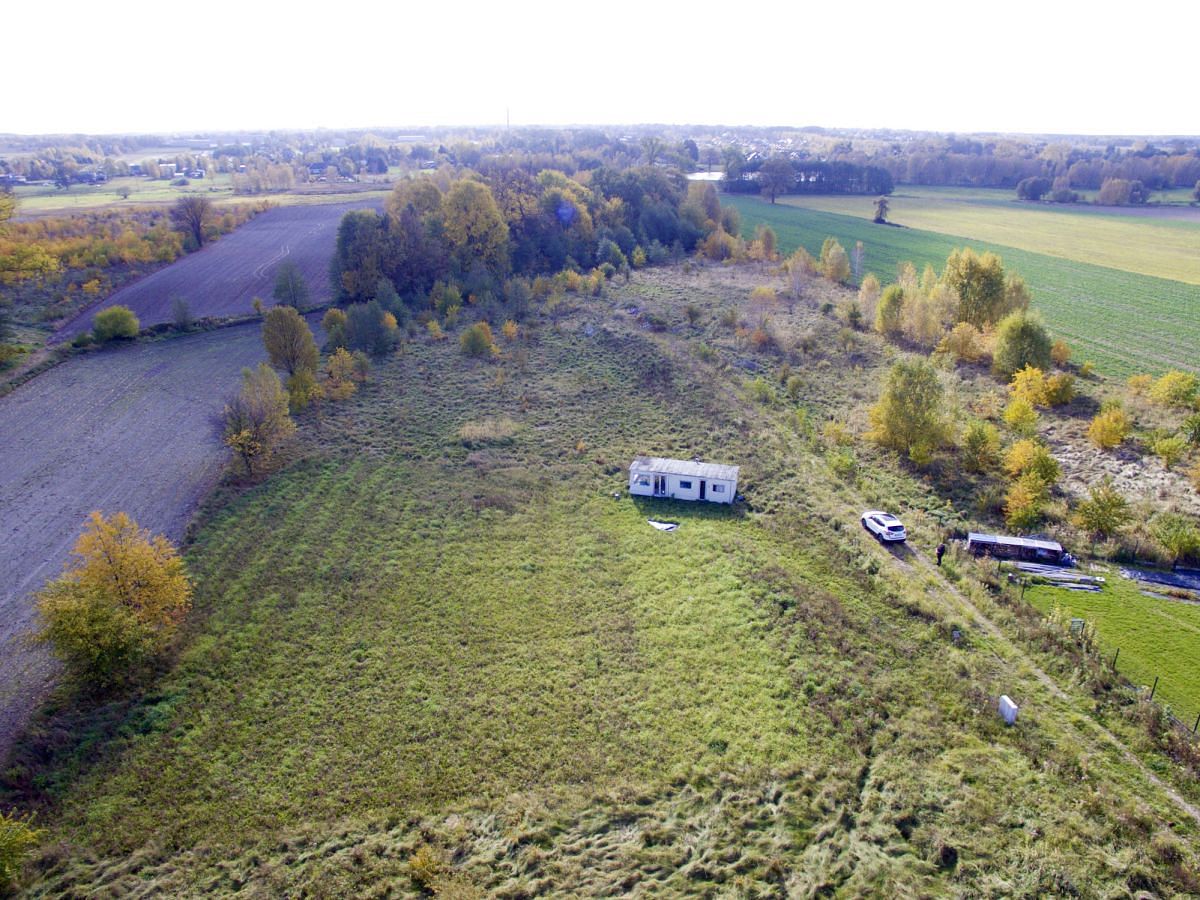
[171,195,214,248]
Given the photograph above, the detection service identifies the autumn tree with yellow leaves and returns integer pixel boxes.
[35,511,192,686]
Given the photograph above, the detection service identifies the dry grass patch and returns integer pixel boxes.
[458,416,521,447]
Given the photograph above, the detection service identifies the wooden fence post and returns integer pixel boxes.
[1150,676,1158,702]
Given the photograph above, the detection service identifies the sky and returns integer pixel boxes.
[4,0,1198,138]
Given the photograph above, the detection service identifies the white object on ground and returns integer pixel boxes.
[648,520,678,532]
[999,695,1019,726]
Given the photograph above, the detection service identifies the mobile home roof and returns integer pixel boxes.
[967,532,1062,553]
[630,456,739,482]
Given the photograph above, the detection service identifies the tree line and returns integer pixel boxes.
[329,163,730,324]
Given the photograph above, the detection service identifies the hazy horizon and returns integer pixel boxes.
[6,0,1198,139]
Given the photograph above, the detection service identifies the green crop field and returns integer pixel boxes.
[10,176,390,214]
[778,187,1200,285]
[10,269,1198,895]
[11,176,236,212]
[1027,574,1200,726]
[726,194,1200,378]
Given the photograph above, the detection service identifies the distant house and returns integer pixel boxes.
[966,532,1065,564]
[629,457,739,504]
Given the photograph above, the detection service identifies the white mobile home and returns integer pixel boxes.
[628,456,739,504]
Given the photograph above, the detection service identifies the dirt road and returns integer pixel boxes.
[0,325,270,760]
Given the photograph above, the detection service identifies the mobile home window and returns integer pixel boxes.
[678,480,692,489]
[711,483,725,493]
[635,475,651,486]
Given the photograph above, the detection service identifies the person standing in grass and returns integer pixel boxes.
[936,542,946,567]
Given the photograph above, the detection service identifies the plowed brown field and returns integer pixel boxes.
[0,324,272,758]
[53,200,377,342]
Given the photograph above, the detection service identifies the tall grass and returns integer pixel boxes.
[8,270,1199,895]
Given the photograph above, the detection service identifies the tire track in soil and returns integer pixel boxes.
[0,324,271,763]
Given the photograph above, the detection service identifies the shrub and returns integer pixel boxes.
[1005,472,1047,529]
[822,419,854,447]
[1150,433,1189,470]
[749,324,775,351]
[1073,478,1132,540]
[325,347,358,400]
[92,305,139,342]
[828,449,856,479]
[345,300,400,356]
[263,305,319,376]
[1003,439,1060,485]
[1044,372,1075,406]
[1151,513,1200,564]
[0,343,24,369]
[222,363,296,473]
[460,322,495,358]
[843,300,864,330]
[1010,365,1049,406]
[992,311,1051,379]
[746,377,774,405]
[750,285,777,307]
[820,238,851,283]
[961,419,1001,472]
[34,511,192,686]
[1002,397,1039,434]
[874,285,904,337]
[0,810,42,892]
[408,845,446,889]
[1148,370,1198,408]
[700,227,740,261]
[1183,413,1200,447]
[1127,373,1153,396]
[322,307,348,349]
[286,368,322,412]
[858,273,881,324]
[1088,407,1132,449]
[1050,339,1071,366]
[867,358,949,458]
[938,322,984,363]
[272,260,310,308]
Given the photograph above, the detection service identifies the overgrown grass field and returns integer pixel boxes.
[1027,574,1200,725]
[8,270,1200,895]
[727,194,1200,378]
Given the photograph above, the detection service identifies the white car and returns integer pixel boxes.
[861,510,907,543]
